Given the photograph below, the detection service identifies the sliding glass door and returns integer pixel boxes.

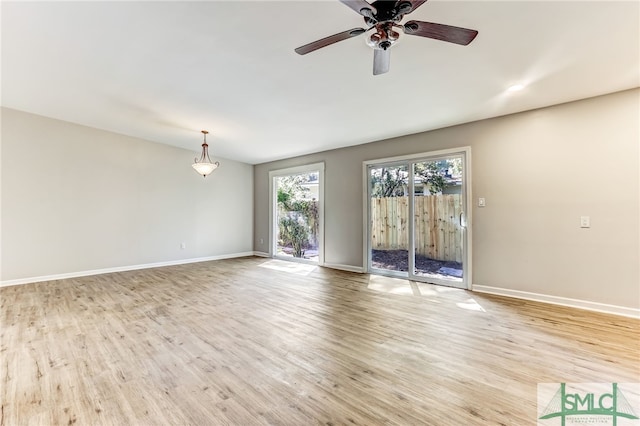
[366,149,470,288]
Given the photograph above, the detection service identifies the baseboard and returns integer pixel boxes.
[472,285,640,319]
[323,263,365,273]
[252,251,270,258]
[0,252,255,288]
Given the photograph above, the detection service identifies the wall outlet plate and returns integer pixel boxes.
[580,216,590,228]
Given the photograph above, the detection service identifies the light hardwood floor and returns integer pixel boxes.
[1,257,638,425]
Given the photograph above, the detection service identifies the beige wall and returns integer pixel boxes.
[254,89,639,309]
[1,108,254,282]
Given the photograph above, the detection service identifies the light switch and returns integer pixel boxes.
[580,216,590,228]
[478,197,486,207]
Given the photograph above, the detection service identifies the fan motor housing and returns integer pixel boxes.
[369,0,410,22]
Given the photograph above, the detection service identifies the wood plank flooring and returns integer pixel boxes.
[1,256,638,425]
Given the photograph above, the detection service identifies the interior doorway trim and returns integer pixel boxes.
[269,162,325,266]
[362,147,472,289]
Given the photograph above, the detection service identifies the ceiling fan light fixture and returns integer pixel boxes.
[367,24,399,50]
[367,33,382,48]
[192,130,220,178]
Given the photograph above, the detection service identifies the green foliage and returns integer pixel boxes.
[276,172,319,258]
[276,174,314,210]
[415,159,461,194]
[371,159,462,197]
[370,166,408,198]
[279,216,310,258]
[277,188,291,206]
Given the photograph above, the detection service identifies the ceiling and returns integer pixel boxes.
[2,1,639,165]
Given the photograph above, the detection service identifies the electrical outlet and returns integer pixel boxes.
[478,197,486,207]
[260,238,264,245]
[180,242,186,249]
[580,216,590,228]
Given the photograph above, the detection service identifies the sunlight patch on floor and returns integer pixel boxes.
[258,259,317,276]
[456,298,486,312]
[367,276,486,312]
[367,275,416,296]
[415,282,460,296]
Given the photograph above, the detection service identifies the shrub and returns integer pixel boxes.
[279,216,310,258]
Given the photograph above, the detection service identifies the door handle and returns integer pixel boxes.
[459,212,466,228]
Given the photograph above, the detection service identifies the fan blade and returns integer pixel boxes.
[403,20,478,45]
[339,0,377,18]
[399,0,428,14]
[373,49,390,75]
[295,28,366,55]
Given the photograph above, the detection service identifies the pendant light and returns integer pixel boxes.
[192,130,219,177]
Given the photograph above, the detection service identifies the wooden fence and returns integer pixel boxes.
[370,194,463,262]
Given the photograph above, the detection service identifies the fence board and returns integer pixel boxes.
[371,194,463,262]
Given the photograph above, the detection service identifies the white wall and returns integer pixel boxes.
[254,89,639,311]
[1,107,253,282]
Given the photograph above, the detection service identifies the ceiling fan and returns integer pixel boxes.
[294,0,478,75]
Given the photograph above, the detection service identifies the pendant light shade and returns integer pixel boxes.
[192,130,219,177]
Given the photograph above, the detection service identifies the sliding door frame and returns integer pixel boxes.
[362,147,472,289]
[269,162,325,266]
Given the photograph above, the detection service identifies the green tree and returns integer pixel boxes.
[277,174,311,210]
[370,160,461,197]
[370,166,408,198]
[415,159,461,195]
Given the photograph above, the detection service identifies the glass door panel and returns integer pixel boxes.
[369,164,409,275]
[411,156,465,287]
[274,172,320,262]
